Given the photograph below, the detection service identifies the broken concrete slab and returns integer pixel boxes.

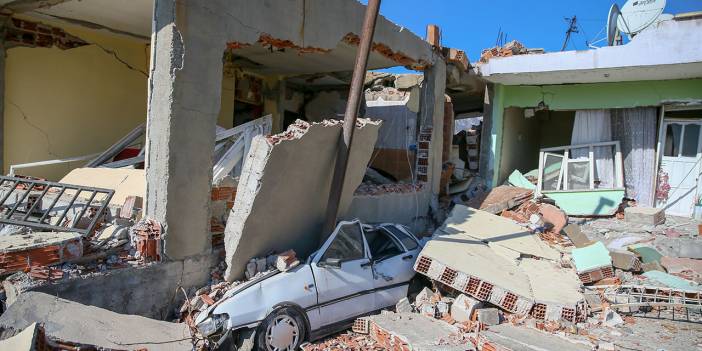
[59,168,145,206]
[624,207,665,226]
[563,224,593,248]
[571,241,613,283]
[610,250,642,271]
[365,312,471,350]
[465,185,533,214]
[0,231,82,274]
[518,258,586,322]
[0,322,37,351]
[478,324,592,351]
[642,271,702,291]
[224,119,380,281]
[661,256,702,283]
[450,294,481,323]
[440,205,559,260]
[416,224,535,314]
[477,307,500,325]
[0,292,192,350]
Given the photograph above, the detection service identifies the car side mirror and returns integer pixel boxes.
[320,258,342,269]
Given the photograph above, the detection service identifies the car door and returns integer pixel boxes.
[365,225,420,310]
[311,221,375,326]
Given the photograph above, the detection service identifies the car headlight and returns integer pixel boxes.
[196,314,228,337]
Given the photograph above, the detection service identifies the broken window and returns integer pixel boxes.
[384,226,418,251]
[322,223,365,262]
[537,141,623,193]
[664,123,682,157]
[364,229,403,261]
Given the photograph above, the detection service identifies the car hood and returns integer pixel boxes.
[195,263,317,329]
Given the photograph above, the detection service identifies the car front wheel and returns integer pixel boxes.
[256,307,306,351]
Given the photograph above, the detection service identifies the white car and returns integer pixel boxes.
[195,220,422,350]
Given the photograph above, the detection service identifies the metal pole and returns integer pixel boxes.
[322,0,381,238]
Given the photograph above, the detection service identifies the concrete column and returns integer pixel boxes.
[420,59,447,202]
[479,84,494,184]
[145,0,226,260]
[0,41,5,174]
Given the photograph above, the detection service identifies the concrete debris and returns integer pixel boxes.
[478,323,591,351]
[563,224,594,248]
[0,292,191,350]
[477,307,500,326]
[224,118,381,281]
[609,250,642,271]
[365,312,472,350]
[0,322,37,351]
[130,218,162,263]
[624,206,665,226]
[396,297,413,313]
[571,242,614,284]
[661,256,702,283]
[602,308,624,327]
[450,294,481,323]
[0,232,82,275]
[464,185,533,215]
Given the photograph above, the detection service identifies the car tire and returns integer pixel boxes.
[255,307,306,351]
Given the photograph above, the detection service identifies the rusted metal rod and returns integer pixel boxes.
[322,0,381,238]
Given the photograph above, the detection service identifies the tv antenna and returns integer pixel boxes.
[561,16,579,51]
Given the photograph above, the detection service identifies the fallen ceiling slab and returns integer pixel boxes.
[224,119,381,281]
[0,292,192,350]
[440,205,559,260]
[59,168,145,206]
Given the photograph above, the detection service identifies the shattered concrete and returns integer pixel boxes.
[224,119,380,281]
[0,292,192,350]
[365,312,471,350]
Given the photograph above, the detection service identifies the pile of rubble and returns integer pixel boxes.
[479,40,544,63]
[305,182,702,350]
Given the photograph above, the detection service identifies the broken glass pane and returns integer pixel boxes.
[542,153,564,191]
[567,161,590,190]
[682,124,700,157]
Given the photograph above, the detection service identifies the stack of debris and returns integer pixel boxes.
[479,40,544,63]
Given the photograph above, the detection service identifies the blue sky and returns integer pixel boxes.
[361,0,701,63]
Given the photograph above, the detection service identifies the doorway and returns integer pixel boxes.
[657,117,702,216]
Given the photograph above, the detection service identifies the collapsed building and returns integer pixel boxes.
[0,0,700,350]
[0,0,476,339]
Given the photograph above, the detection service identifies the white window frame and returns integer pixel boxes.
[536,141,624,196]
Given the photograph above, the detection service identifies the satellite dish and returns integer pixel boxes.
[607,4,621,46]
[617,0,666,36]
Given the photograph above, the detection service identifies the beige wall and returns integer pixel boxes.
[4,20,149,180]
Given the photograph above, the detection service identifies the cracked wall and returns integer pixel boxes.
[3,16,148,179]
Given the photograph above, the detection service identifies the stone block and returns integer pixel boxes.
[624,207,665,226]
[610,250,641,271]
[395,297,412,313]
[450,294,481,323]
[477,307,500,326]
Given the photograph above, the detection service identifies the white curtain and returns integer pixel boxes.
[611,108,658,206]
[571,110,615,188]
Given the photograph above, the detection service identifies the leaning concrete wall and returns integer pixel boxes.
[3,254,215,319]
[224,119,380,281]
